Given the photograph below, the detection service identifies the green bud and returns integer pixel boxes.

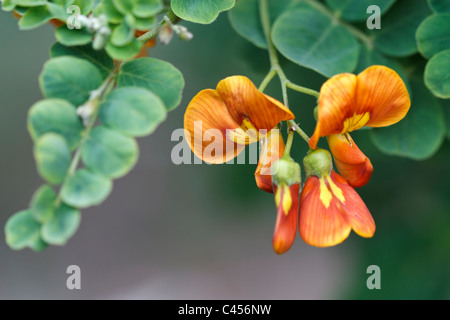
[93,32,108,50]
[303,148,332,178]
[271,156,301,186]
[313,106,318,121]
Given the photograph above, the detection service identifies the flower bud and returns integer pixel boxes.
[93,32,109,50]
[271,156,301,187]
[271,156,301,255]
[303,148,332,178]
[159,24,173,45]
[178,29,193,41]
[313,106,318,121]
[272,182,299,254]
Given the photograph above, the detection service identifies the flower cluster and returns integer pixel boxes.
[184,66,410,253]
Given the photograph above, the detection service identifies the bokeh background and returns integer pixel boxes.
[1,11,449,300]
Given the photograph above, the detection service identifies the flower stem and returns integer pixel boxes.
[288,120,310,144]
[258,69,277,92]
[283,130,295,157]
[137,8,178,44]
[259,0,312,144]
[259,0,319,102]
[286,81,319,99]
[54,68,118,206]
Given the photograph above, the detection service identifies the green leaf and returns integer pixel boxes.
[101,0,123,23]
[50,43,114,79]
[373,0,431,57]
[272,4,360,77]
[416,13,450,59]
[72,0,95,15]
[5,210,47,252]
[171,0,235,24]
[41,203,81,245]
[325,0,395,22]
[112,0,133,14]
[13,0,48,7]
[133,0,162,18]
[55,25,93,46]
[28,99,84,151]
[34,133,72,185]
[356,46,412,97]
[18,5,52,30]
[13,6,28,15]
[81,126,139,179]
[428,0,450,13]
[99,87,167,137]
[61,169,113,208]
[105,38,142,61]
[39,56,103,106]
[30,185,57,223]
[228,0,296,49]
[424,49,450,99]
[134,15,156,30]
[47,2,70,21]
[117,57,184,111]
[371,79,445,160]
[2,0,16,11]
[110,13,135,46]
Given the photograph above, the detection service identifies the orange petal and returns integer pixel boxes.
[255,129,285,193]
[309,73,358,149]
[298,171,375,247]
[329,171,375,238]
[184,89,245,164]
[356,65,411,127]
[299,176,351,247]
[216,76,295,131]
[327,134,373,188]
[184,76,295,164]
[273,183,299,254]
[309,66,410,149]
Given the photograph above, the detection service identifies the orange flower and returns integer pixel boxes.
[184,76,294,164]
[255,130,285,193]
[309,65,411,149]
[271,157,301,254]
[299,149,375,247]
[273,182,299,254]
[327,134,373,188]
[184,76,294,191]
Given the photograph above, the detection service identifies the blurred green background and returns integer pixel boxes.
[1,10,449,300]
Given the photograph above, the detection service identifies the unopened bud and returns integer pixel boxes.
[77,100,98,127]
[173,25,193,41]
[178,29,193,41]
[159,23,173,45]
[303,148,332,178]
[271,156,301,187]
[92,32,108,50]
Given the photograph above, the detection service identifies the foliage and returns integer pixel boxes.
[1,0,449,251]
